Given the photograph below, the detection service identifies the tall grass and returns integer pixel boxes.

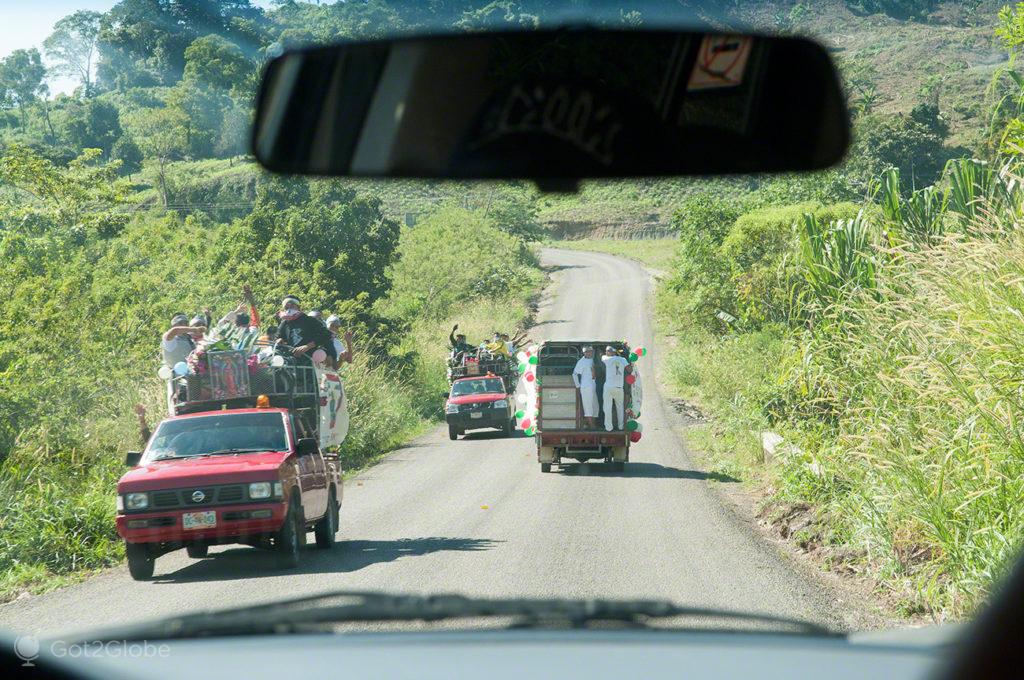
[662,160,1024,619]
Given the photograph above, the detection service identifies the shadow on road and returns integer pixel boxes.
[559,462,740,482]
[460,430,526,440]
[532,319,568,327]
[152,537,501,584]
[542,264,581,274]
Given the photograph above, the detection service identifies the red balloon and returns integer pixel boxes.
[525,372,535,382]
[625,374,636,385]
[520,418,532,430]
[629,431,642,443]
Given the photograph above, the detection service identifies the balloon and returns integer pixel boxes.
[173,361,189,377]
[629,431,642,443]
[520,418,532,430]
[636,422,643,433]
[525,372,535,382]
[515,409,525,419]
[518,363,527,373]
[517,352,528,363]
[516,393,527,404]
[271,355,286,368]
[528,355,538,365]
[312,349,327,364]
[524,426,536,436]
[629,352,639,362]
[625,374,636,385]
[157,365,174,380]
[626,419,639,431]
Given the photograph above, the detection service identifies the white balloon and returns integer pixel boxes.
[270,355,286,368]
[157,365,173,380]
[516,393,527,403]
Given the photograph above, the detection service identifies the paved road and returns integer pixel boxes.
[0,248,845,638]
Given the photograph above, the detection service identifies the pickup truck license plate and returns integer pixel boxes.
[183,511,216,530]
[470,412,483,419]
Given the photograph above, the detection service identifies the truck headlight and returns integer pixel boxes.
[249,482,272,500]
[273,482,283,498]
[493,400,508,408]
[116,495,124,512]
[125,493,148,510]
[445,404,459,414]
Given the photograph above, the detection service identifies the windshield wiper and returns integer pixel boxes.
[83,591,835,641]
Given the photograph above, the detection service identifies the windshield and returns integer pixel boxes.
[145,413,288,460]
[2,0,1022,659]
[452,379,505,396]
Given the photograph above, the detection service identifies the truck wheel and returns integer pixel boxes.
[274,499,303,569]
[314,487,338,549]
[125,542,155,581]
[502,418,513,437]
[448,424,459,440]
[541,463,552,473]
[186,544,208,558]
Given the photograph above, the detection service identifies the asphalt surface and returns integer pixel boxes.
[0,248,846,638]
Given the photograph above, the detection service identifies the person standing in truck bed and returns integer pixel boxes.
[601,345,629,431]
[572,346,599,430]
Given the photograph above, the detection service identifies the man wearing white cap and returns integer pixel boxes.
[572,346,599,429]
[601,346,629,431]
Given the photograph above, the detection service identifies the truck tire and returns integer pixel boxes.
[314,487,338,549]
[541,463,552,473]
[125,542,155,581]
[502,418,513,437]
[448,424,459,440]
[186,544,208,558]
[274,499,303,569]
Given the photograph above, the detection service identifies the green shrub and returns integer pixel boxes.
[382,206,540,321]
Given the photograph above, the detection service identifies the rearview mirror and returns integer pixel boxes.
[125,451,142,467]
[253,28,849,184]
[296,438,319,457]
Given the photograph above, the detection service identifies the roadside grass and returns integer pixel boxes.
[655,230,1024,620]
[549,237,679,272]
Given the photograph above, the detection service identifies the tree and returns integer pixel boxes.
[183,34,254,96]
[43,11,103,97]
[215,101,250,161]
[111,134,144,176]
[122,106,189,206]
[0,49,47,130]
[57,98,123,158]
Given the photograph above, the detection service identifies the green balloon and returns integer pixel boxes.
[518,362,527,372]
[515,410,525,419]
[528,355,538,365]
[626,420,639,431]
[629,352,639,362]
[524,426,536,436]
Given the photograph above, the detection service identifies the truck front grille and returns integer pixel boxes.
[133,484,252,512]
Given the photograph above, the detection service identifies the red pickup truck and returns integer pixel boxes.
[117,353,349,580]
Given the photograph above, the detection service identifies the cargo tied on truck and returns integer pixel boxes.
[116,346,348,580]
[517,341,645,473]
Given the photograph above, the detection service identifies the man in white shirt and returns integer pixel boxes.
[572,346,599,429]
[601,346,630,432]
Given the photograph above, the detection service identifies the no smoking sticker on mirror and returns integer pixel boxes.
[687,35,753,91]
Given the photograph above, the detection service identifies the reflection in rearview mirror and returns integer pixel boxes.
[253,29,849,183]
